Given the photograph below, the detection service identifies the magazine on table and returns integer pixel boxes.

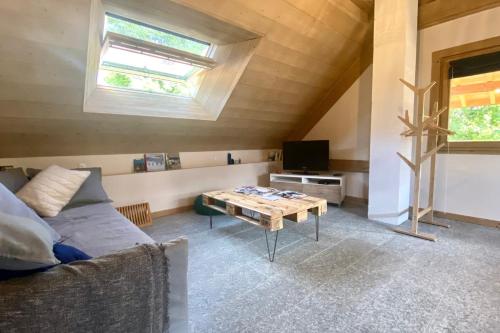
[234,186,306,200]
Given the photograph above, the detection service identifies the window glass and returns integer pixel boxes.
[105,14,210,56]
[98,14,211,97]
[448,71,500,142]
[102,47,200,80]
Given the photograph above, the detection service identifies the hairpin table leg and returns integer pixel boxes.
[315,215,319,241]
[264,229,279,262]
[209,215,213,229]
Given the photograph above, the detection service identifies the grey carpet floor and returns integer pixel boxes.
[143,203,500,333]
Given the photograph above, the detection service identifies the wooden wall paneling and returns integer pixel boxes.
[329,159,370,173]
[348,0,500,28]
[0,116,292,144]
[418,0,500,29]
[172,0,274,37]
[0,1,89,49]
[254,39,344,82]
[283,0,329,19]
[197,38,261,118]
[224,97,305,115]
[220,107,303,124]
[332,0,372,21]
[247,55,337,89]
[237,68,327,97]
[0,83,84,107]
[318,1,371,42]
[289,34,374,140]
[349,0,374,17]
[0,129,283,158]
[0,0,371,157]
[228,83,316,108]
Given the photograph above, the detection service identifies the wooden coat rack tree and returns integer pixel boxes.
[394,79,454,241]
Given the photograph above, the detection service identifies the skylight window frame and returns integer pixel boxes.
[105,12,211,55]
[98,32,216,97]
[102,32,217,70]
[84,0,261,121]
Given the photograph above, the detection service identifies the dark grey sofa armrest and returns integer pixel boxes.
[0,241,188,333]
[162,237,188,333]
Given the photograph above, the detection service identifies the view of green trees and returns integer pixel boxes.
[104,72,131,87]
[101,70,189,97]
[448,104,500,141]
[106,15,209,56]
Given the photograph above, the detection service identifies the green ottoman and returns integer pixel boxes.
[194,195,225,216]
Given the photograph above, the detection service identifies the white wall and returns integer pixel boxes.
[416,7,500,221]
[304,7,500,222]
[0,149,279,213]
[304,66,372,199]
[103,162,274,212]
[368,0,418,225]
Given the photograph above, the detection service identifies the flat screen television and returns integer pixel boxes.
[282,140,329,173]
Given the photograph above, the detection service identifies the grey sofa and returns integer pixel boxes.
[0,203,188,333]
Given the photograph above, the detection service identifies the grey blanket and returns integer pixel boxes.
[0,243,170,333]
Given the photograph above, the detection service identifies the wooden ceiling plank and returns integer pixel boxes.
[418,0,500,29]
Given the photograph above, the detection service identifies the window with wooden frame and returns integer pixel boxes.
[430,36,500,153]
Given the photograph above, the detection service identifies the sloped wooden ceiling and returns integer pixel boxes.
[289,0,500,140]
[0,0,372,157]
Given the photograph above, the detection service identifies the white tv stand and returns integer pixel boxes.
[270,173,346,205]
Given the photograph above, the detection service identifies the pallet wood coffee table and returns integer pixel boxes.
[202,189,327,261]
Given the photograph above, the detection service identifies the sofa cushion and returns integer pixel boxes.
[0,212,59,270]
[27,167,112,210]
[17,165,90,217]
[0,183,60,242]
[44,203,154,257]
[0,168,29,193]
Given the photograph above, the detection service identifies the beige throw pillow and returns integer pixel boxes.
[17,165,90,217]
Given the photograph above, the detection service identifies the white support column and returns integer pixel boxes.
[368,0,418,225]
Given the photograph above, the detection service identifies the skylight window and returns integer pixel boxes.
[97,14,214,97]
[84,2,260,120]
[105,14,210,56]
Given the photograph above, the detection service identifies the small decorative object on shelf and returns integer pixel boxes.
[276,150,283,161]
[268,150,283,161]
[0,165,14,171]
[227,152,235,165]
[166,153,181,170]
[116,202,152,228]
[133,158,145,173]
[144,153,166,172]
[268,151,277,161]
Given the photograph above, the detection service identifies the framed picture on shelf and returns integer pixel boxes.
[166,153,181,170]
[144,153,166,172]
[133,158,145,173]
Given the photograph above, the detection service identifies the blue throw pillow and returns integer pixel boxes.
[0,243,91,281]
[52,243,92,263]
